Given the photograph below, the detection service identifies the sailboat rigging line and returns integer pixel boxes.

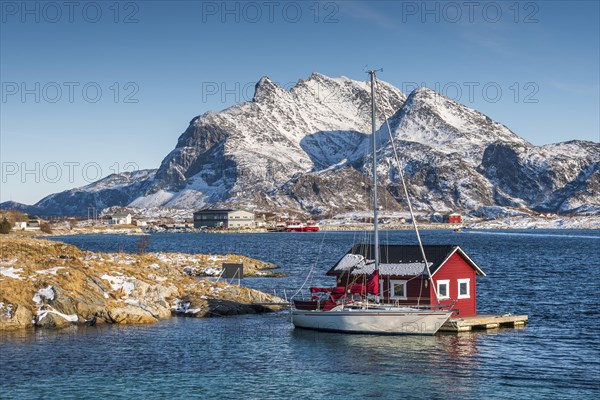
[374,78,442,304]
[290,231,327,300]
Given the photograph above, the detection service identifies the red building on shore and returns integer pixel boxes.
[446,213,462,224]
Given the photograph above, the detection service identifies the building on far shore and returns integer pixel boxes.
[444,213,462,224]
[26,219,41,230]
[14,221,27,230]
[110,213,132,225]
[193,209,255,229]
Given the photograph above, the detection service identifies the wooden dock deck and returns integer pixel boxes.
[440,314,528,332]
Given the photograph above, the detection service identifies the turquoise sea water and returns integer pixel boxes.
[1,230,599,399]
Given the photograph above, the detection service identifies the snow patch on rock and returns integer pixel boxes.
[101,274,136,296]
[0,266,24,280]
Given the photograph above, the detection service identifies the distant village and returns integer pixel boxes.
[2,205,595,235]
[0,207,471,235]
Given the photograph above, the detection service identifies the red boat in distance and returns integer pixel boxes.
[283,220,320,232]
[304,220,320,232]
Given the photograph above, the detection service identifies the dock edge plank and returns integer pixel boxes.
[440,314,529,332]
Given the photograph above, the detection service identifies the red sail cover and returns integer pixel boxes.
[330,286,347,301]
[348,284,365,294]
[309,287,333,293]
[367,270,380,295]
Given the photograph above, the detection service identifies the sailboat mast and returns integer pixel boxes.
[368,70,380,271]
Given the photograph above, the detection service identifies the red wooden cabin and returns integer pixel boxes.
[326,244,486,318]
[448,213,462,224]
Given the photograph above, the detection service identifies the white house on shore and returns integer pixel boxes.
[193,209,255,229]
[110,213,132,225]
[14,221,27,230]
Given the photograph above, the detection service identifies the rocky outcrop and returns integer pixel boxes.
[0,237,284,331]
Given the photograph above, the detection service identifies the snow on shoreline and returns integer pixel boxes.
[324,209,600,230]
[466,215,600,230]
[318,218,600,231]
[32,285,79,323]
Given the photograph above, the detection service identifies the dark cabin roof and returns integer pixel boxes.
[194,208,236,214]
[326,244,486,277]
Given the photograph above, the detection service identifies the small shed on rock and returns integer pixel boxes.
[326,244,486,318]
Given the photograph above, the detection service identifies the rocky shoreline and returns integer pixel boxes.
[0,237,285,331]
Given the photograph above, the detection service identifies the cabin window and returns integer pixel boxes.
[390,280,407,300]
[457,278,470,299]
[437,280,450,299]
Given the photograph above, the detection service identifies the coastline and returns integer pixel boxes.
[0,236,285,331]
[35,213,600,237]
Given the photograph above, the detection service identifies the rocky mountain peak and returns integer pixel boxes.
[252,76,286,102]
[386,85,528,163]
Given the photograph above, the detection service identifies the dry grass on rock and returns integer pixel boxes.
[0,237,284,331]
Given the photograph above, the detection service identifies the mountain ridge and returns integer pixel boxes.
[3,73,598,217]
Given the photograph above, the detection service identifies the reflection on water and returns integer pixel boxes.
[291,328,483,366]
[290,327,490,399]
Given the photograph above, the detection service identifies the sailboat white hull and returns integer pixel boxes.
[292,307,453,335]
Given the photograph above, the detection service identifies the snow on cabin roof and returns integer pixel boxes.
[334,253,432,276]
[326,244,486,277]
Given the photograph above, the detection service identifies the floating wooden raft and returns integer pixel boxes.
[440,314,528,332]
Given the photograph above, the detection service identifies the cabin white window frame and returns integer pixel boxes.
[390,279,407,300]
[437,280,450,299]
[457,278,470,299]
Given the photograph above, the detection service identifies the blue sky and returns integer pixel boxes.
[1,0,599,204]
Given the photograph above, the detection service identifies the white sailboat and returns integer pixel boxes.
[291,70,454,335]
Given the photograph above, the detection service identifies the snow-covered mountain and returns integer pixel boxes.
[367,87,600,214]
[480,140,600,214]
[33,169,157,216]
[141,73,405,209]
[7,73,599,217]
